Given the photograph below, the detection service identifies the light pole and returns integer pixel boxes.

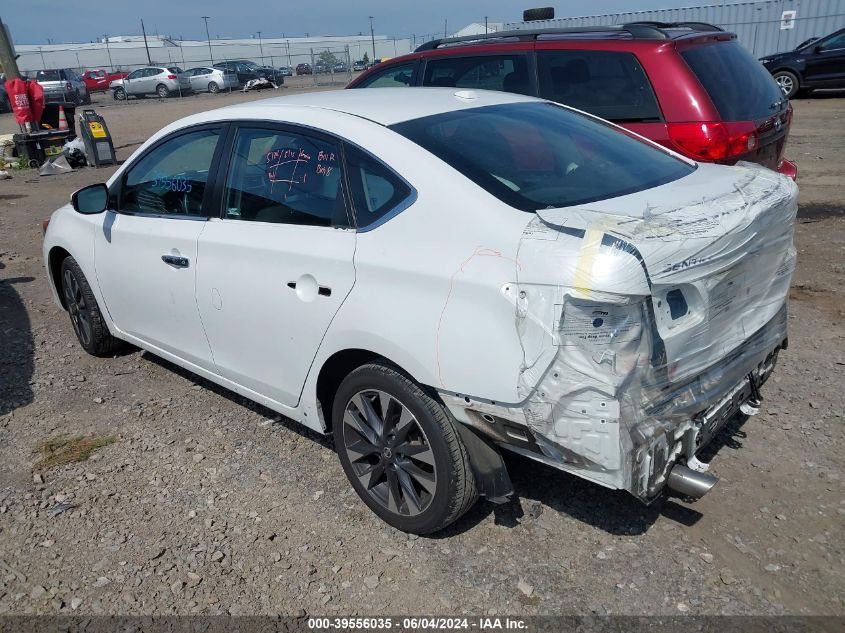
[38,46,46,69]
[103,34,114,72]
[201,16,213,64]
[485,16,488,34]
[257,31,264,64]
[368,16,376,62]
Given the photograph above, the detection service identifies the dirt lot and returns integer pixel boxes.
[0,85,843,617]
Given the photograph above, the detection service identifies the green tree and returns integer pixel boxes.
[362,51,369,64]
[318,50,339,66]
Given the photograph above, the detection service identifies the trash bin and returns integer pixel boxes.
[13,130,72,168]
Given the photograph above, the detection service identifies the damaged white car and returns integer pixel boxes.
[42,89,797,534]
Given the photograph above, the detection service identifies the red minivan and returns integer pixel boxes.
[348,22,797,179]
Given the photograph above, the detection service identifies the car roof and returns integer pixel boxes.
[213,87,537,126]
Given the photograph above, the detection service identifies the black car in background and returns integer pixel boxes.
[761,26,845,98]
[213,60,285,86]
[295,63,312,75]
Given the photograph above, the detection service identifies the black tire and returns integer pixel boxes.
[773,70,800,99]
[523,7,554,21]
[208,81,220,94]
[113,87,126,101]
[156,83,169,98]
[59,256,122,356]
[332,362,478,534]
[82,91,92,105]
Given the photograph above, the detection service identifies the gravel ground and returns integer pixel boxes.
[0,86,843,617]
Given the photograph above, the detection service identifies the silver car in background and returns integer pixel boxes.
[33,69,91,105]
[110,66,192,100]
[184,67,239,93]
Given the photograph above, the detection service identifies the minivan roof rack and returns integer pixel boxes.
[414,21,725,52]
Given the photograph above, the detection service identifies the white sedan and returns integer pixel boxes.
[42,89,797,534]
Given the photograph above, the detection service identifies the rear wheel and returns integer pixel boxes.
[333,362,478,534]
[156,83,169,98]
[59,256,122,356]
[773,70,799,99]
[208,81,220,94]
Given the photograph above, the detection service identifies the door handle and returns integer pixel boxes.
[287,281,331,297]
[161,254,190,268]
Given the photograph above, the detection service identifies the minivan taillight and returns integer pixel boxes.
[667,121,759,162]
[167,74,177,80]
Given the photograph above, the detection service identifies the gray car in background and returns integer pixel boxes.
[184,67,239,93]
[110,66,192,100]
[33,69,91,105]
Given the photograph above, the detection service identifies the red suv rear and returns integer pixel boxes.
[348,22,797,179]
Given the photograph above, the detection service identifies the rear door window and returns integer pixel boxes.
[422,55,532,94]
[222,127,349,227]
[357,62,416,88]
[537,50,661,122]
[681,41,785,121]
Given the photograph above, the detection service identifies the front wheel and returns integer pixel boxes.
[208,81,220,94]
[59,256,122,356]
[156,84,169,98]
[113,87,126,101]
[773,70,800,99]
[332,362,478,534]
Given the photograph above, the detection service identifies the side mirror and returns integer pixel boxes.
[71,183,109,215]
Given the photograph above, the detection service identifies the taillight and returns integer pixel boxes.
[667,121,758,162]
[167,74,177,80]
[41,218,50,236]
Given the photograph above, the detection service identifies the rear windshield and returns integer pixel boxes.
[35,70,62,81]
[682,41,785,121]
[391,102,693,212]
[167,67,183,74]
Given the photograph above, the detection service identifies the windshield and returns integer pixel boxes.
[240,61,260,69]
[391,102,694,212]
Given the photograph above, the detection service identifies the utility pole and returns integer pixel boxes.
[201,16,213,64]
[286,40,292,67]
[368,16,376,61]
[444,19,448,38]
[140,19,152,64]
[103,34,114,71]
[0,18,21,79]
[38,46,46,69]
[485,16,489,33]
[257,31,264,63]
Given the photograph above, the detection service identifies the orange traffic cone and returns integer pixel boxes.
[58,105,69,131]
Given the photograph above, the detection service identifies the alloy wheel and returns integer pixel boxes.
[63,269,93,347]
[342,390,437,517]
[776,74,794,96]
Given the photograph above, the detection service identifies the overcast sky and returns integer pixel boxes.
[4,1,746,44]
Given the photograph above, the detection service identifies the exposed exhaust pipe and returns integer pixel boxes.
[667,464,718,499]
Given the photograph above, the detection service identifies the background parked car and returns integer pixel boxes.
[353,60,367,71]
[214,60,284,85]
[295,63,312,75]
[33,68,90,105]
[184,67,239,93]
[82,69,128,93]
[349,22,796,179]
[333,62,348,73]
[111,66,192,100]
[760,26,845,98]
[278,66,293,77]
